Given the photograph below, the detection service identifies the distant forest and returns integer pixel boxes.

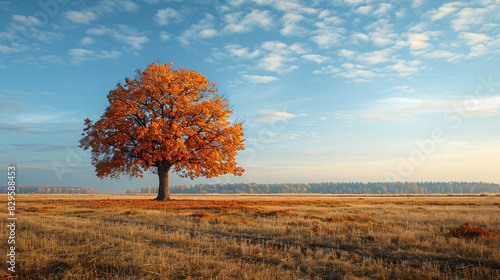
[129,182,500,195]
[1,185,101,194]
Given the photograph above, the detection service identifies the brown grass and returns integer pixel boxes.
[1,194,499,279]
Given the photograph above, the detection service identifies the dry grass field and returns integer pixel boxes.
[1,194,499,279]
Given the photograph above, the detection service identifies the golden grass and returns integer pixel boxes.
[0,194,499,279]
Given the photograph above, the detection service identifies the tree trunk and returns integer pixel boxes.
[155,163,171,201]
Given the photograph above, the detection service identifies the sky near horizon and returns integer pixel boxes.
[1,0,500,190]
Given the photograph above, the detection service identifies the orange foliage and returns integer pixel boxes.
[80,62,245,200]
[445,224,499,240]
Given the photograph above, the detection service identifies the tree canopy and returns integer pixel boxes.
[79,62,245,200]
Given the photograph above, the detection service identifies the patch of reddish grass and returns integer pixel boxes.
[445,224,499,240]
[307,226,335,235]
[192,211,212,219]
[74,209,95,214]
[372,223,397,230]
[253,209,298,217]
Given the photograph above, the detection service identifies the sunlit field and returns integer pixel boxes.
[1,194,499,279]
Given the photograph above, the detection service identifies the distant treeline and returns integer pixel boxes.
[1,185,101,194]
[129,182,500,195]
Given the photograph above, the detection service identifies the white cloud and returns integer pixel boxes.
[86,26,106,36]
[159,31,170,41]
[87,25,149,49]
[426,2,462,21]
[374,3,392,16]
[302,54,328,63]
[225,44,260,59]
[459,32,493,57]
[81,36,95,46]
[311,15,345,48]
[155,7,180,26]
[392,85,416,94]
[339,49,357,58]
[258,41,306,73]
[386,60,420,76]
[259,53,298,73]
[243,74,279,83]
[281,13,305,36]
[349,32,370,47]
[178,14,218,45]
[119,0,139,12]
[92,0,140,14]
[366,19,398,47]
[319,117,328,121]
[343,0,373,6]
[412,0,424,8]
[224,10,273,34]
[459,32,492,45]
[0,44,16,53]
[355,5,373,14]
[11,15,41,26]
[68,48,122,64]
[396,9,407,18]
[262,41,307,55]
[338,69,378,82]
[467,44,490,58]
[362,113,421,121]
[413,49,463,62]
[274,0,309,12]
[199,28,218,38]
[313,65,341,74]
[255,110,296,122]
[336,95,500,123]
[66,11,97,24]
[311,31,343,49]
[356,49,393,64]
[339,48,394,65]
[68,48,95,63]
[451,7,488,31]
[407,33,431,50]
[409,22,429,33]
[68,48,94,59]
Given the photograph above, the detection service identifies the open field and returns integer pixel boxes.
[1,194,499,279]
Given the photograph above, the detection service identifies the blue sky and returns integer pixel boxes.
[1,0,500,190]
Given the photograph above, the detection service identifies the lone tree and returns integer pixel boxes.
[79,62,245,200]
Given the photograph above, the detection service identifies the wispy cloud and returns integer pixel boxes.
[426,2,462,21]
[258,40,306,73]
[225,44,260,59]
[178,13,218,45]
[254,110,298,123]
[280,12,306,36]
[223,9,273,34]
[86,25,148,49]
[155,7,181,26]
[243,74,278,83]
[68,48,122,64]
[451,7,488,31]
[0,44,16,53]
[80,36,95,46]
[337,95,500,122]
[65,11,97,25]
[311,11,345,49]
[302,54,328,63]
